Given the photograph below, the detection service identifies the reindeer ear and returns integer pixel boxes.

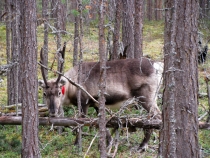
[38,80,46,88]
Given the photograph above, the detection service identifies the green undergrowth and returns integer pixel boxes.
[0,107,159,158]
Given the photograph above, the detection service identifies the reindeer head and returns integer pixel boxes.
[39,43,66,117]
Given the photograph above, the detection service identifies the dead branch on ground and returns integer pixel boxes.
[0,116,209,130]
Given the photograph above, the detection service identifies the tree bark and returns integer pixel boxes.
[112,0,122,60]
[0,1,5,22]
[5,0,12,106]
[11,0,21,105]
[42,0,49,80]
[76,0,83,151]
[73,0,79,66]
[19,0,40,157]
[56,0,62,71]
[99,0,107,157]
[50,0,57,19]
[147,0,153,21]
[155,0,162,20]
[159,0,200,157]
[42,0,49,104]
[199,0,207,18]
[122,0,134,59]
[134,0,144,58]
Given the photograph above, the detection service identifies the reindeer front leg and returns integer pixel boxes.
[74,104,89,146]
[138,129,152,151]
[58,105,64,117]
[56,105,64,134]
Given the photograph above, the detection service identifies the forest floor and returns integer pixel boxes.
[0,20,210,157]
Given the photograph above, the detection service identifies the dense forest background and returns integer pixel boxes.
[0,0,210,157]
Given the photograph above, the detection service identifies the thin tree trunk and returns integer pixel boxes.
[56,0,62,71]
[134,0,144,58]
[5,0,21,118]
[76,0,83,151]
[147,0,153,21]
[73,0,79,66]
[42,0,49,79]
[42,0,49,104]
[155,0,162,20]
[159,0,200,157]
[13,0,21,117]
[98,0,107,157]
[51,0,57,19]
[5,0,12,106]
[112,0,122,60]
[20,0,40,157]
[122,0,134,59]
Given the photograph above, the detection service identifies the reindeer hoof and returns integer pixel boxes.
[138,143,148,152]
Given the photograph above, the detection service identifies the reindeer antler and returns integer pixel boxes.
[40,48,49,88]
[56,42,66,84]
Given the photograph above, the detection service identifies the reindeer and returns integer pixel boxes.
[38,44,163,150]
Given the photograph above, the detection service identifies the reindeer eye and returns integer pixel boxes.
[58,91,61,97]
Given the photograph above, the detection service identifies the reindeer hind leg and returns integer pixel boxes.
[138,129,152,151]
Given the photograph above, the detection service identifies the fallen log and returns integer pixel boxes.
[0,116,209,130]
[0,116,161,129]
[2,103,46,109]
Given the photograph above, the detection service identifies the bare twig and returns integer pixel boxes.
[112,129,119,158]
[198,112,208,121]
[83,132,98,158]
[107,128,120,158]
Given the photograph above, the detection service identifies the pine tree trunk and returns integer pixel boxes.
[42,0,49,79]
[98,0,107,157]
[76,0,83,151]
[56,0,62,71]
[112,0,122,60]
[122,0,134,59]
[73,0,79,66]
[159,0,200,157]
[42,0,49,104]
[20,0,40,157]
[134,0,144,58]
[5,0,12,105]
[155,0,162,20]
[147,0,153,21]
[6,0,21,107]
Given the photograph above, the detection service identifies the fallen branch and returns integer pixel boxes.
[0,106,48,117]
[0,116,161,129]
[0,116,209,130]
[198,92,208,98]
[2,103,46,109]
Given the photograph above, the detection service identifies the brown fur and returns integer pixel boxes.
[62,58,161,116]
